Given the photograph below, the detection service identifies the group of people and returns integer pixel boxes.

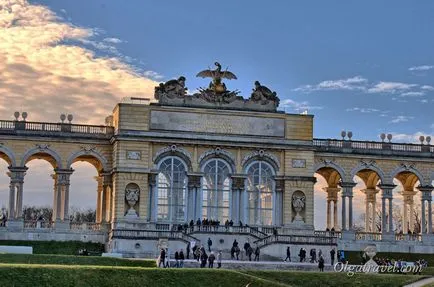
[229,239,260,261]
[158,248,187,268]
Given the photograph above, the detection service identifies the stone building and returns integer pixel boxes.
[0,63,433,258]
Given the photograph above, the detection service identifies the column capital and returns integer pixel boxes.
[378,184,396,198]
[340,182,355,197]
[419,185,434,193]
[339,182,356,189]
[7,166,27,183]
[274,176,285,192]
[231,174,247,190]
[323,187,340,201]
[187,173,203,188]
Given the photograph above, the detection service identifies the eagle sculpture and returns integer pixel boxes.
[196,62,237,93]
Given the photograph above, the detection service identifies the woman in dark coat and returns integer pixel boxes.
[318,256,325,272]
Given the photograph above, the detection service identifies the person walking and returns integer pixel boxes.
[284,246,291,262]
[158,248,165,268]
[254,246,260,261]
[186,242,190,259]
[179,250,185,268]
[207,237,213,252]
[217,250,223,268]
[208,251,216,268]
[318,255,325,272]
[330,248,336,266]
[174,250,179,268]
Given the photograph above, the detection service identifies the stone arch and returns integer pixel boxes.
[153,145,193,172]
[0,144,16,166]
[198,147,235,172]
[390,164,426,189]
[20,145,63,169]
[350,160,386,186]
[314,160,345,188]
[66,148,110,173]
[242,150,280,172]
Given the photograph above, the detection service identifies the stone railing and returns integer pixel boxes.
[23,220,53,229]
[184,225,268,239]
[314,230,342,238]
[254,234,337,247]
[313,139,433,154]
[0,120,114,137]
[111,229,200,243]
[354,232,382,241]
[395,233,422,242]
[70,222,102,231]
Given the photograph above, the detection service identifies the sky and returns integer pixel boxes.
[0,0,433,228]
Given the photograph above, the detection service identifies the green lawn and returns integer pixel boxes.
[0,254,155,267]
[0,264,425,287]
[242,270,425,287]
[0,240,104,255]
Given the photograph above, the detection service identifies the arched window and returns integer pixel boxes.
[245,161,275,225]
[202,158,231,222]
[157,157,187,222]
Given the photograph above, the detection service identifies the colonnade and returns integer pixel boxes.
[6,166,112,226]
[324,182,434,233]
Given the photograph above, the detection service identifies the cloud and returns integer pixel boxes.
[391,131,433,143]
[279,99,323,112]
[388,116,414,124]
[346,107,381,113]
[408,65,434,71]
[367,82,417,94]
[103,37,123,44]
[0,0,158,124]
[421,85,434,91]
[292,76,367,92]
[143,70,165,80]
[399,91,425,97]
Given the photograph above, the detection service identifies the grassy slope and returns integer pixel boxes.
[0,265,283,287]
[0,240,104,255]
[243,270,425,287]
[0,254,155,267]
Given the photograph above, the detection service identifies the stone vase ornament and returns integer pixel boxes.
[363,244,378,273]
[292,192,306,224]
[125,183,140,218]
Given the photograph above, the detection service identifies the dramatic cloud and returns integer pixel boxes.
[408,65,434,71]
[389,115,415,124]
[0,0,158,124]
[279,99,323,112]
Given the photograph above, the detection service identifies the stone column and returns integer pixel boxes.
[340,182,356,231]
[51,174,57,222]
[7,167,27,220]
[231,175,245,224]
[379,184,395,233]
[403,202,408,233]
[274,178,284,226]
[148,173,157,222]
[324,187,339,229]
[102,173,113,223]
[95,176,103,223]
[420,186,434,234]
[421,198,426,234]
[362,188,379,232]
[187,174,202,222]
[54,169,73,225]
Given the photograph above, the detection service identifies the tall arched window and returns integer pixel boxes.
[157,157,187,222]
[245,161,275,225]
[202,158,231,222]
